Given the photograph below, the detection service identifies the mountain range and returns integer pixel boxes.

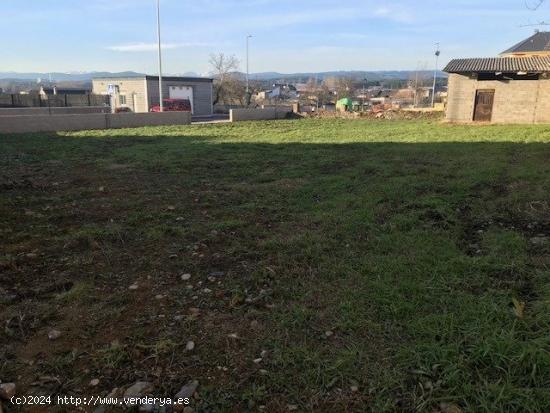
[0,70,446,82]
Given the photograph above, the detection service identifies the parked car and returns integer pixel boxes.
[115,107,132,113]
[150,99,191,112]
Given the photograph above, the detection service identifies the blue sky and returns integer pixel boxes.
[2,0,548,74]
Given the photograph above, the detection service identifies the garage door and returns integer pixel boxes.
[169,86,194,113]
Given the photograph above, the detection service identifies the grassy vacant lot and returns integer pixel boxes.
[1,119,549,412]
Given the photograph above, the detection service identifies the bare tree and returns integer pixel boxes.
[209,53,240,105]
[526,0,544,10]
[334,77,356,100]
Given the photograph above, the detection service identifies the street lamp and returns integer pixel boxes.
[431,42,440,108]
[156,0,164,112]
[246,35,253,94]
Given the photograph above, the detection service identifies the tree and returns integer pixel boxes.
[526,0,544,10]
[334,77,356,100]
[209,53,240,105]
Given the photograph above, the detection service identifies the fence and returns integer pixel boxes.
[0,93,109,109]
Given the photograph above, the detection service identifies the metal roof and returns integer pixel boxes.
[93,75,213,83]
[145,75,213,83]
[501,31,550,55]
[443,57,550,73]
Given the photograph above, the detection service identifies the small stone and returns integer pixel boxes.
[107,387,121,398]
[207,276,216,283]
[139,404,154,413]
[0,383,16,399]
[89,379,100,387]
[530,236,548,246]
[124,381,153,398]
[259,369,268,375]
[325,331,334,337]
[202,288,212,294]
[439,403,463,413]
[99,186,105,192]
[174,381,199,400]
[25,253,38,259]
[48,329,62,340]
[155,294,163,300]
[227,333,239,339]
[350,385,359,392]
[250,320,260,329]
[287,404,298,411]
[253,358,262,364]
[174,315,184,321]
[176,217,185,221]
[181,273,192,281]
[167,206,176,211]
[129,283,139,290]
[186,341,195,351]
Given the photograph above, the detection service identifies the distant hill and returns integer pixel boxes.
[245,70,448,82]
[0,71,145,81]
[0,70,446,82]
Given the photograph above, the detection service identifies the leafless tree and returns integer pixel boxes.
[526,0,544,10]
[209,53,241,105]
[334,77,356,100]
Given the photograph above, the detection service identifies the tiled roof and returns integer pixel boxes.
[443,57,550,73]
[501,31,550,54]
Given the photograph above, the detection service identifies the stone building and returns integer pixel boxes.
[444,32,550,123]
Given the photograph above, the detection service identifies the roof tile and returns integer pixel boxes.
[444,57,550,73]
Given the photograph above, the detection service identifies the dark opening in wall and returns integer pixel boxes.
[477,73,540,81]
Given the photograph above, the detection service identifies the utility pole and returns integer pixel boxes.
[414,61,420,107]
[246,35,253,93]
[431,42,440,108]
[156,0,164,112]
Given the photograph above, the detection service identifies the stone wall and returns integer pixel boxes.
[446,73,550,123]
[230,108,291,122]
[0,112,192,134]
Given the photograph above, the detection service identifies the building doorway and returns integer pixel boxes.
[473,89,495,122]
[169,86,194,114]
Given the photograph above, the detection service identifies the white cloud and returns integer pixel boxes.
[107,42,211,52]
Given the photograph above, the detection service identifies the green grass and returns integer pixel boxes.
[1,119,549,412]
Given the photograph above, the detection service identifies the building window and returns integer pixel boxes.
[119,95,127,105]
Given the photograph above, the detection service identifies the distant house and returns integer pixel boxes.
[444,32,550,123]
[500,31,550,58]
[91,75,213,116]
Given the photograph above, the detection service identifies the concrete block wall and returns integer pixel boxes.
[446,73,550,123]
[230,108,291,122]
[0,107,110,116]
[0,112,191,134]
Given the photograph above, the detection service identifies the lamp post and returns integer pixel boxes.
[431,42,440,108]
[246,35,253,94]
[156,0,164,112]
